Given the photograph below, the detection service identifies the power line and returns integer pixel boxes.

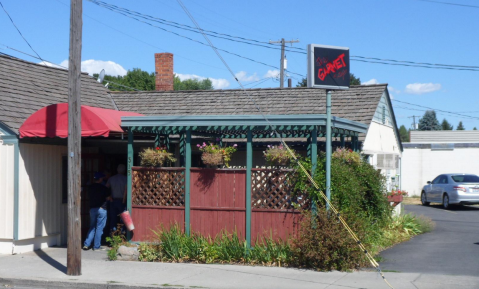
[414,0,479,8]
[85,0,305,77]
[0,1,45,64]
[392,99,479,120]
[0,45,66,68]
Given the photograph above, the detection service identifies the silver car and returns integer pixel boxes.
[421,174,479,209]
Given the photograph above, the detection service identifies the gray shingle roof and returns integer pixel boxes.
[110,84,387,125]
[0,54,115,134]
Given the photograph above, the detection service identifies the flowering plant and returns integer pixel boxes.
[197,142,237,167]
[332,148,361,165]
[388,190,408,197]
[139,146,176,167]
[263,144,295,166]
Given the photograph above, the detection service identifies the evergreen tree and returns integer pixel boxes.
[457,121,465,130]
[399,125,409,142]
[418,110,441,131]
[441,118,453,130]
[474,127,477,130]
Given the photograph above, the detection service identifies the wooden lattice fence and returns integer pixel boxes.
[132,167,185,206]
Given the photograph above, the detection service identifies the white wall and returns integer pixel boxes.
[363,122,401,155]
[17,144,67,243]
[0,139,14,240]
[401,147,479,196]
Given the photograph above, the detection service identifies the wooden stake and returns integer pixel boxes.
[67,0,82,276]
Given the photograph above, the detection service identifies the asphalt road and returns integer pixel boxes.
[380,204,479,276]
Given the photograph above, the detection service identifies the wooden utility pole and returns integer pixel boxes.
[269,38,299,88]
[67,0,82,276]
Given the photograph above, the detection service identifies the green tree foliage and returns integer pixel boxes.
[457,121,465,130]
[418,110,441,131]
[173,75,213,90]
[399,125,409,142]
[93,68,155,91]
[441,119,453,130]
[474,127,477,130]
[296,73,361,87]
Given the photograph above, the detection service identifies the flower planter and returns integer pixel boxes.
[387,195,403,203]
[201,152,224,166]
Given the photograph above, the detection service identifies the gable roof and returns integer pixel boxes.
[0,54,116,134]
[110,84,387,125]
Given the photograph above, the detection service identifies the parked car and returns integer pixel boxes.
[421,174,479,209]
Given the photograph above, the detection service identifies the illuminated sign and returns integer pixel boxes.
[307,44,350,90]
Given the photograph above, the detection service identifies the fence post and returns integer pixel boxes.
[185,129,192,236]
[127,129,134,241]
[246,129,252,247]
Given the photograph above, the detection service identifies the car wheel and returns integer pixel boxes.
[443,194,451,209]
[421,191,430,206]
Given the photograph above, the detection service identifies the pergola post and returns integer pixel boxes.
[126,129,134,241]
[185,129,192,236]
[309,127,318,216]
[340,135,345,148]
[326,90,332,211]
[246,129,252,247]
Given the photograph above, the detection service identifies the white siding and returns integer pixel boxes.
[0,140,14,239]
[17,144,67,241]
[401,147,479,196]
[362,122,401,155]
[410,131,479,143]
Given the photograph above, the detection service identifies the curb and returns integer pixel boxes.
[0,277,190,289]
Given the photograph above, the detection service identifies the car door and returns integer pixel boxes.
[430,175,442,202]
[435,175,449,201]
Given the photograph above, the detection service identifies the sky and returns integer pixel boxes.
[1,0,479,130]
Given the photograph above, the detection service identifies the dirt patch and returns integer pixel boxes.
[402,197,422,205]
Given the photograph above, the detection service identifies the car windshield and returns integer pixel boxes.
[451,175,479,183]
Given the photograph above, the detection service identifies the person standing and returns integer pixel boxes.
[83,172,110,250]
[106,164,127,233]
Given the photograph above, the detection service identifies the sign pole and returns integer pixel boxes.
[67,0,82,276]
[325,89,332,211]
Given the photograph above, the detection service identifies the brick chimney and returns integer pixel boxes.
[155,53,174,91]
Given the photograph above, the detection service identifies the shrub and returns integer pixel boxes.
[291,210,369,270]
[139,146,176,167]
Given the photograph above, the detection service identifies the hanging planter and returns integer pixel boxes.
[198,142,237,168]
[387,195,403,203]
[139,146,176,167]
[263,144,295,167]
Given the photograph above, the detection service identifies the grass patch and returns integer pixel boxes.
[402,197,422,205]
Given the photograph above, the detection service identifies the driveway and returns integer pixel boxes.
[380,204,479,276]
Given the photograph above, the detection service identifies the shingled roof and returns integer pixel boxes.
[0,54,115,134]
[110,84,388,126]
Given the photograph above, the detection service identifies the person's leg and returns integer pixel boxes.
[93,208,107,249]
[83,208,99,248]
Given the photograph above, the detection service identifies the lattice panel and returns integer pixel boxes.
[132,168,185,206]
[251,169,308,210]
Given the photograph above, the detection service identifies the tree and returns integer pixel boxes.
[474,127,477,130]
[93,68,155,91]
[441,118,453,130]
[457,121,465,130]
[174,75,213,90]
[296,73,361,87]
[418,110,441,131]
[399,125,409,142]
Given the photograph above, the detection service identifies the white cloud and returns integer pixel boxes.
[388,86,401,94]
[363,78,379,85]
[175,73,230,89]
[59,59,127,77]
[263,70,280,79]
[235,71,259,82]
[405,83,441,95]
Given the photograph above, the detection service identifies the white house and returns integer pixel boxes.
[401,130,479,196]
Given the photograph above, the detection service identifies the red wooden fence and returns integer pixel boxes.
[131,167,306,243]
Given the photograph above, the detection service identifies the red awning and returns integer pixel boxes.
[19,103,143,138]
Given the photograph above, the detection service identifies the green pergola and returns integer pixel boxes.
[121,114,368,245]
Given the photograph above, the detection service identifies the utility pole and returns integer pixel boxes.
[269,38,299,88]
[408,115,421,130]
[67,0,82,276]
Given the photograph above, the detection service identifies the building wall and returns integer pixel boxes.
[0,138,14,240]
[401,147,479,196]
[410,131,479,143]
[17,143,67,243]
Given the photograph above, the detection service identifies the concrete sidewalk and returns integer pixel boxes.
[0,248,478,289]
